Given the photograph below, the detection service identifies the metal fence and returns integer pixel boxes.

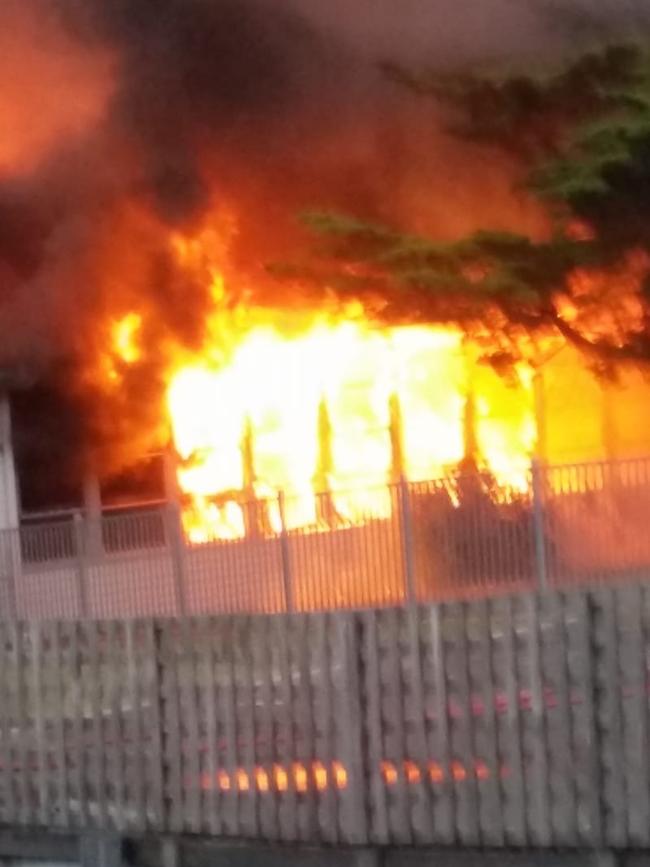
[4,454,650,620]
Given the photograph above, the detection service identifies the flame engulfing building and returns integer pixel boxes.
[7,307,650,547]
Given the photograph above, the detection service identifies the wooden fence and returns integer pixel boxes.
[1,583,650,848]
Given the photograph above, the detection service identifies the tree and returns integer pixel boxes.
[278,44,650,373]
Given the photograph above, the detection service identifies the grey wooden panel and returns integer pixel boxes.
[0,622,15,825]
[124,620,145,831]
[360,610,390,845]
[333,612,368,846]
[215,619,241,837]
[514,594,551,846]
[159,622,183,833]
[251,614,279,841]
[311,613,338,844]
[48,622,69,829]
[443,602,479,846]
[617,585,650,846]
[539,593,576,845]
[289,615,316,842]
[10,625,30,825]
[401,607,434,845]
[564,591,601,846]
[106,623,126,831]
[197,617,221,836]
[30,624,48,826]
[592,588,627,848]
[271,615,298,842]
[422,604,454,845]
[143,621,165,831]
[178,619,201,834]
[488,595,526,846]
[466,599,502,846]
[68,622,87,829]
[376,608,411,844]
[234,617,259,839]
[86,621,107,828]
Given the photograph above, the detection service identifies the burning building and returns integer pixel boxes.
[1,0,650,609]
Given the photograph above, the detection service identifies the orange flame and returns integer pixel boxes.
[166,292,537,542]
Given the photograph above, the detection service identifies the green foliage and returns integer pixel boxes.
[278,45,650,367]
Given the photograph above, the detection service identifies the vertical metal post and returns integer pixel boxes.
[165,503,186,616]
[531,459,548,591]
[4,528,19,621]
[277,491,293,613]
[399,474,416,605]
[73,512,88,617]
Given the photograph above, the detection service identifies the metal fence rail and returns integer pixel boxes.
[4,455,650,620]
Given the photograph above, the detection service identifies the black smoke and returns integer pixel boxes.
[1,0,649,508]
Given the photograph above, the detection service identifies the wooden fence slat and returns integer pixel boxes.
[87,621,107,829]
[489,595,526,846]
[107,622,126,832]
[311,613,336,844]
[359,610,388,846]
[125,620,145,831]
[291,614,316,842]
[31,624,48,827]
[49,622,69,828]
[272,615,297,842]
[593,588,627,848]
[540,593,576,846]
[466,599,503,847]
[335,613,368,846]
[517,594,551,846]
[239,617,260,839]
[198,617,221,836]
[12,625,30,826]
[179,619,201,834]
[378,608,411,844]
[252,614,279,841]
[0,622,14,825]
[402,607,434,845]
[160,622,183,833]
[425,604,454,845]
[565,591,601,847]
[68,622,87,829]
[215,619,239,837]
[144,621,165,831]
[445,602,479,846]
[618,585,650,846]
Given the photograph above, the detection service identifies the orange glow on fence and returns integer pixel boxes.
[332,761,348,790]
[198,758,496,794]
[255,768,270,792]
[381,761,398,786]
[313,762,329,791]
[274,764,289,792]
[293,763,309,793]
[404,761,421,784]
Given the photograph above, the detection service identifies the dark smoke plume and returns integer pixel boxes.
[1,0,648,505]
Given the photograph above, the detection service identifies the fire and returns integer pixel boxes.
[88,229,650,546]
[166,288,537,542]
[112,312,143,365]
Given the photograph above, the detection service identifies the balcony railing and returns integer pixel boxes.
[3,455,650,620]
